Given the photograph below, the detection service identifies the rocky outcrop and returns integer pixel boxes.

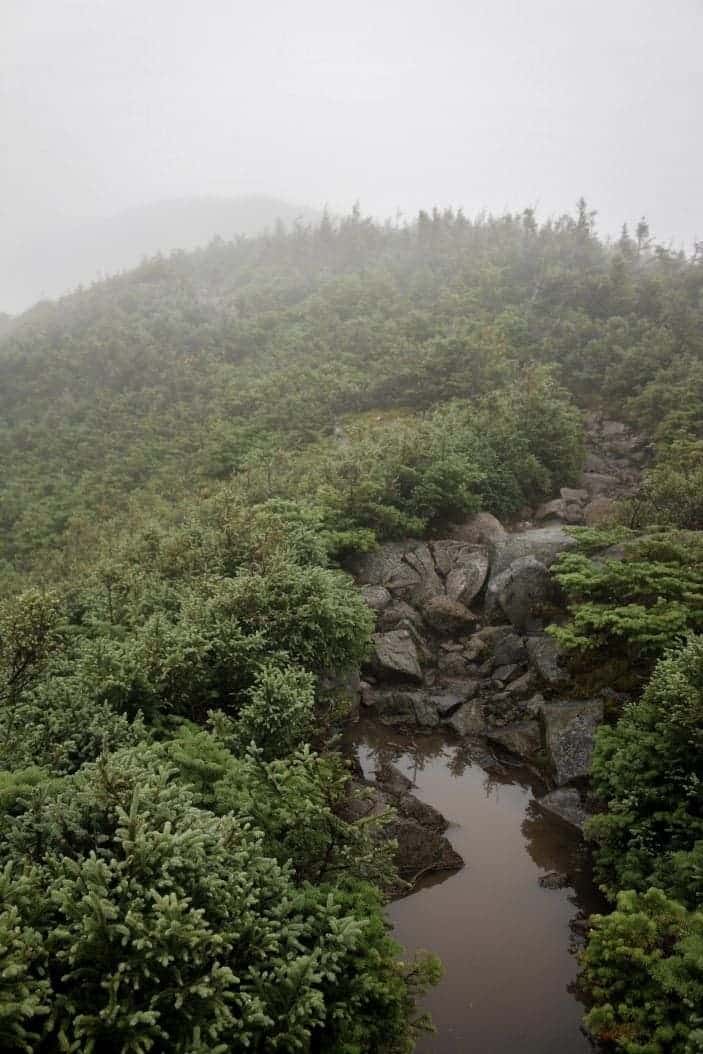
[488,720,542,760]
[422,595,477,634]
[485,555,563,633]
[536,787,591,832]
[540,699,604,785]
[449,511,507,547]
[526,635,571,688]
[370,630,423,683]
[347,773,463,888]
[350,418,640,772]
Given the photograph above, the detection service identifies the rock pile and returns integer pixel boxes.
[347,417,645,837]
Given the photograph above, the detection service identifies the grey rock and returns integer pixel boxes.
[542,699,604,785]
[442,544,490,605]
[438,651,471,677]
[526,635,571,687]
[464,636,487,661]
[502,670,536,698]
[491,525,577,576]
[431,690,466,717]
[371,689,438,727]
[601,419,627,437]
[396,792,448,832]
[535,498,568,522]
[493,632,527,667]
[370,630,423,683]
[485,555,563,633]
[378,599,425,631]
[388,815,463,882]
[449,511,507,547]
[360,585,391,611]
[423,595,477,634]
[581,472,620,496]
[348,542,409,587]
[488,720,542,760]
[349,542,442,607]
[537,787,590,832]
[349,782,462,885]
[560,487,589,504]
[493,663,521,684]
[403,545,444,604]
[375,761,413,794]
[583,496,615,525]
[445,699,485,736]
[538,871,570,889]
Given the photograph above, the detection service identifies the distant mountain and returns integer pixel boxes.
[1,195,319,313]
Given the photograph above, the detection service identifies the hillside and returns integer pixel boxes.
[2,205,702,579]
[1,206,703,1053]
[1,194,319,315]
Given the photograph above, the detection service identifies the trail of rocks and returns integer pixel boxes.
[346,416,646,879]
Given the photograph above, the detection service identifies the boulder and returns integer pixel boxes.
[536,787,590,832]
[538,871,569,889]
[433,542,490,605]
[501,670,536,699]
[535,498,568,523]
[464,636,487,661]
[348,543,409,587]
[348,782,462,885]
[375,761,413,794]
[371,689,439,727]
[560,487,589,505]
[360,585,391,611]
[402,545,444,604]
[601,419,627,438]
[485,555,563,633]
[396,792,448,832]
[493,663,522,685]
[387,815,463,882]
[445,699,484,736]
[450,511,507,547]
[491,525,577,576]
[423,595,477,634]
[378,599,425,632]
[430,689,467,717]
[349,542,443,607]
[583,496,615,526]
[488,720,542,760]
[541,699,604,785]
[492,632,527,667]
[438,651,471,677]
[369,630,423,683]
[526,635,571,687]
[581,472,620,497]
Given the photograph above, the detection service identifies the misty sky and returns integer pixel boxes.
[2,0,702,298]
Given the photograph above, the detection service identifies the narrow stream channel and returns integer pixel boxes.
[351,720,603,1054]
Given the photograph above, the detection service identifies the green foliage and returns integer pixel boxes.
[581,889,703,1054]
[586,636,703,902]
[6,203,698,576]
[550,531,703,663]
[624,440,703,531]
[581,638,703,1052]
[0,748,438,1053]
[0,590,61,705]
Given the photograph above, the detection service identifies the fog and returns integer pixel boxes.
[2,0,701,313]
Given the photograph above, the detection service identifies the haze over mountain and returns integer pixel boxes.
[1,194,318,314]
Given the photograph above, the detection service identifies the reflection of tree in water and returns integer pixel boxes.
[348,720,449,783]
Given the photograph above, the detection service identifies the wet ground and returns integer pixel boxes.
[351,720,603,1053]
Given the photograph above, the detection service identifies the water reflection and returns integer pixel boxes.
[348,720,603,1054]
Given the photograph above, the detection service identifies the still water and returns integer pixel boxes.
[352,721,602,1054]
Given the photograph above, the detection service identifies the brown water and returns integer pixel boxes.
[351,721,603,1054]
